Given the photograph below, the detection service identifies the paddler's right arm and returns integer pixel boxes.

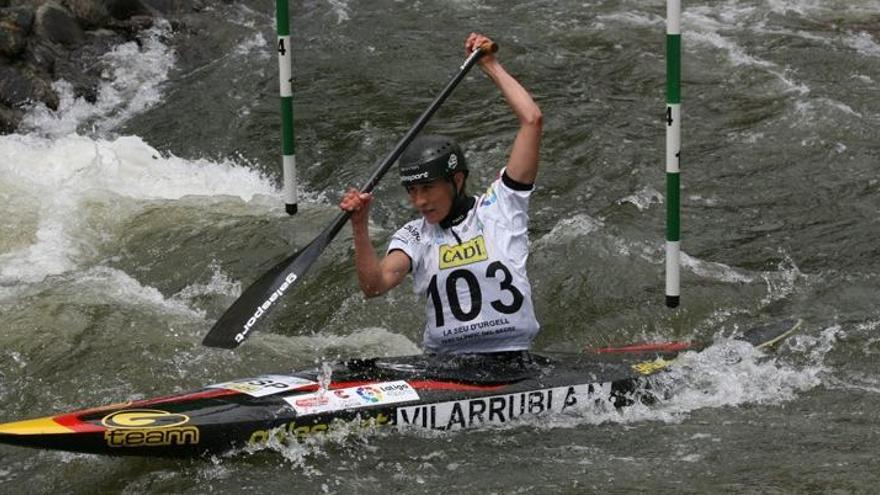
[339,188,411,297]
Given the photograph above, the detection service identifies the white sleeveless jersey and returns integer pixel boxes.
[387,170,539,354]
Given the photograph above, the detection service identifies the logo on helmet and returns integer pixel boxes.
[447,154,458,170]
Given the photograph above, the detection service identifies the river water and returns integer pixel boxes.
[1,0,878,492]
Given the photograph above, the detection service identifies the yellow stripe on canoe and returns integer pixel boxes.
[632,358,673,375]
[0,416,73,435]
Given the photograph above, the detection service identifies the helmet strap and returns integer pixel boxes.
[439,176,474,229]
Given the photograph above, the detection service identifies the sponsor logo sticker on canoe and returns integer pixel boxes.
[104,426,200,448]
[439,235,488,270]
[208,375,317,397]
[396,383,612,431]
[248,412,392,445]
[284,380,419,416]
[101,409,201,448]
[101,410,190,429]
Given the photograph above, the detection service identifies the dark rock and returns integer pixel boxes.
[105,0,152,20]
[60,0,109,28]
[24,37,64,75]
[0,63,58,109]
[0,6,35,57]
[0,103,23,133]
[108,13,153,35]
[34,2,84,46]
[140,0,204,15]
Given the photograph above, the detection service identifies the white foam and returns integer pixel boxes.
[617,186,663,211]
[69,266,205,319]
[802,98,863,119]
[234,32,269,58]
[0,133,278,285]
[172,262,243,303]
[852,73,875,84]
[844,31,880,56]
[596,11,663,27]
[20,21,176,137]
[326,0,352,24]
[535,213,604,246]
[681,252,755,284]
[684,8,810,96]
[787,324,843,365]
[764,0,880,17]
[759,254,803,305]
[227,2,269,28]
[653,339,820,411]
[545,329,823,431]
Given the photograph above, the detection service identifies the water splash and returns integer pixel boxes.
[0,134,277,285]
[172,262,243,303]
[20,21,176,138]
[318,361,333,392]
[70,266,206,319]
[681,252,755,284]
[326,0,352,24]
[233,32,269,58]
[534,213,604,246]
[759,253,803,305]
[617,186,663,211]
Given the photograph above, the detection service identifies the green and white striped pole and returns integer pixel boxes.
[277,0,297,215]
[665,0,681,308]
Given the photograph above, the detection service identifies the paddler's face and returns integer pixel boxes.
[406,179,455,224]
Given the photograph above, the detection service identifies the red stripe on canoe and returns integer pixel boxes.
[52,389,241,432]
[591,341,693,353]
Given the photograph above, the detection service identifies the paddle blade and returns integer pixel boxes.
[202,235,327,349]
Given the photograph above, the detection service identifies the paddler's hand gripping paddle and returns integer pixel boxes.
[203,41,498,349]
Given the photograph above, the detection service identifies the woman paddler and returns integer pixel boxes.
[339,32,543,354]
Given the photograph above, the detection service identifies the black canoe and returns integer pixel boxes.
[0,320,800,457]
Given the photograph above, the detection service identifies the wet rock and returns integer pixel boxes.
[23,36,63,75]
[0,63,58,109]
[0,103,23,133]
[108,13,153,36]
[0,6,35,58]
[105,0,152,20]
[34,1,84,46]
[140,0,204,15]
[0,7,34,57]
[60,0,109,28]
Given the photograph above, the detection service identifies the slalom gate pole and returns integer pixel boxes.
[665,0,681,308]
[277,0,297,215]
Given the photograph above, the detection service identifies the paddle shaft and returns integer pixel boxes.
[323,45,495,241]
[203,45,494,349]
[288,44,498,279]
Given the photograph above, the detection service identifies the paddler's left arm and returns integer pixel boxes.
[467,32,543,185]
